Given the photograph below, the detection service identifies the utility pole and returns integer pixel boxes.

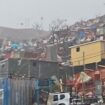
[71,62,74,80]
[38,62,41,78]
[83,52,85,71]
[28,60,32,105]
[96,62,98,70]
[28,60,31,78]
[82,52,85,103]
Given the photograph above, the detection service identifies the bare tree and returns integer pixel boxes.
[49,18,68,32]
[32,17,44,31]
[32,23,42,30]
[49,19,69,43]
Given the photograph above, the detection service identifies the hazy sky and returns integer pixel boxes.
[0,0,105,30]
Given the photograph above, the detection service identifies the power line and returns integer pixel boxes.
[71,50,103,60]
[71,50,105,63]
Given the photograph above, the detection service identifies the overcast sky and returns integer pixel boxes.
[0,0,105,30]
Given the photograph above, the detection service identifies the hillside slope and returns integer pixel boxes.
[0,27,50,41]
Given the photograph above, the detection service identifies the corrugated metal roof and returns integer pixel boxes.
[69,40,105,49]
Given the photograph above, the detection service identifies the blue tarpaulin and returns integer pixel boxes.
[3,79,9,105]
[0,79,9,105]
[11,44,19,49]
[78,30,85,39]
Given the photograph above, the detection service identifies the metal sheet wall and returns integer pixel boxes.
[8,59,59,79]
[0,79,4,105]
[0,78,35,105]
